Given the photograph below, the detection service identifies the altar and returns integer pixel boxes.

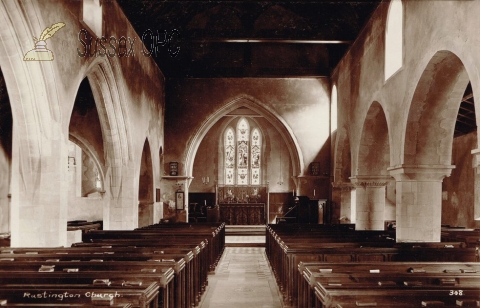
[216,184,268,225]
[219,203,265,225]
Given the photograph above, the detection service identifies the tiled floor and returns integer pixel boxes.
[199,244,283,307]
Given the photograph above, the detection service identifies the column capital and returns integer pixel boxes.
[331,181,355,191]
[349,175,391,188]
[388,164,455,181]
[471,149,480,171]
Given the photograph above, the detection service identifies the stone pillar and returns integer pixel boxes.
[10,128,69,247]
[331,182,355,224]
[350,176,389,230]
[389,165,455,242]
[104,163,136,230]
[470,149,480,220]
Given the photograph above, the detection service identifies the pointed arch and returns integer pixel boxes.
[84,56,132,200]
[185,95,304,179]
[138,138,154,228]
[0,0,71,246]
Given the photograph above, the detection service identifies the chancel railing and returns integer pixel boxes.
[216,184,269,225]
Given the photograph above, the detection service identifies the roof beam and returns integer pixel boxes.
[192,38,353,44]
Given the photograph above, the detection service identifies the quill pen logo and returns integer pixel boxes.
[24,22,66,61]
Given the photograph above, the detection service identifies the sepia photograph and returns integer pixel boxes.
[0,0,479,307]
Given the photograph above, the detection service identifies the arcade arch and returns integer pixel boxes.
[391,50,471,241]
[138,138,154,228]
[352,102,392,230]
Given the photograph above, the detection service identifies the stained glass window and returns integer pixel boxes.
[223,118,262,186]
[224,128,235,185]
[236,118,249,185]
[251,128,261,185]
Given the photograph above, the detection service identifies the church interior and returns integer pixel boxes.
[0,0,480,307]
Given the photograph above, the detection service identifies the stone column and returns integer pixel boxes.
[10,128,69,247]
[389,165,454,242]
[331,182,355,224]
[470,149,480,220]
[350,176,390,230]
[105,163,136,230]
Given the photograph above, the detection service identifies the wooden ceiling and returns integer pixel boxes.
[455,83,477,137]
[116,0,382,78]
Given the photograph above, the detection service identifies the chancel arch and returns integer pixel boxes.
[185,95,304,184]
[186,95,304,224]
[390,50,471,241]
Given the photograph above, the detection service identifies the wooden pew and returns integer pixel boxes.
[286,246,476,307]
[314,284,480,308]
[300,262,480,308]
[0,282,159,308]
[0,303,133,307]
[137,222,226,270]
[0,252,187,308]
[70,239,205,306]
[82,226,223,273]
[265,224,476,307]
[0,272,173,308]
[0,223,225,308]
[0,263,175,308]
[77,233,212,298]
[1,245,197,308]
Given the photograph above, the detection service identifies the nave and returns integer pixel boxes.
[0,222,479,307]
[199,246,283,308]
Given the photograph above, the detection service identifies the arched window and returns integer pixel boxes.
[223,117,262,185]
[331,85,338,133]
[385,0,403,80]
[224,128,235,185]
[251,128,261,185]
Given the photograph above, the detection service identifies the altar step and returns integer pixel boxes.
[225,225,266,247]
[225,225,266,236]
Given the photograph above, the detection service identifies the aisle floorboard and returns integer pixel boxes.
[199,247,283,308]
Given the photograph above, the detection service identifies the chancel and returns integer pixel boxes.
[0,0,479,307]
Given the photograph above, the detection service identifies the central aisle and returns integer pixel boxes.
[199,247,284,308]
